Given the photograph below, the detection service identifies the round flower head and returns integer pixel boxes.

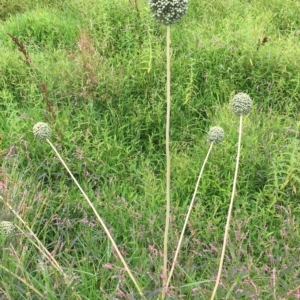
[230,93,253,116]
[149,0,188,25]
[0,221,14,238]
[33,122,51,140]
[207,126,225,143]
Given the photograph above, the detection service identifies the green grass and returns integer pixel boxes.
[0,0,300,299]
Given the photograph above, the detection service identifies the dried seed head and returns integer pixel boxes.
[230,93,253,116]
[149,0,188,25]
[0,221,15,238]
[207,126,225,143]
[33,122,51,140]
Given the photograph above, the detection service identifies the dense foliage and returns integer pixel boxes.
[0,0,299,299]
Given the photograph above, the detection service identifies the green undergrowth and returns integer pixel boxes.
[0,0,300,299]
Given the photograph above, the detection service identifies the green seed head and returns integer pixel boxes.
[149,0,188,25]
[230,93,253,116]
[33,122,51,140]
[207,126,225,143]
[0,221,15,238]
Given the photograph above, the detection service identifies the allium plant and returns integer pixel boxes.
[211,93,253,299]
[33,122,51,140]
[230,92,253,116]
[166,126,224,290]
[149,0,188,25]
[0,221,15,240]
[207,126,225,144]
[149,1,188,297]
[33,122,145,299]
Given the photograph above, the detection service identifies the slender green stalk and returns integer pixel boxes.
[1,196,66,277]
[45,138,145,299]
[0,264,44,298]
[166,143,214,289]
[162,24,171,299]
[14,225,65,274]
[282,285,300,300]
[210,116,243,299]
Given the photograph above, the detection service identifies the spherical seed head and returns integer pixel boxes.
[207,126,225,143]
[230,93,253,116]
[149,0,188,25]
[33,122,51,140]
[0,221,15,238]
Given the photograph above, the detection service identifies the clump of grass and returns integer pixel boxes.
[0,264,44,298]
[0,0,29,19]
[0,195,76,299]
[211,93,253,299]
[0,195,67,278]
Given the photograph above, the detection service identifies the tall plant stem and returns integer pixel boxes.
[162,25,171,300]
[282,284,300,300]
[166,143,214,289]
[210,116,243,299]
[46,139,145,300]
[0,264,44,298]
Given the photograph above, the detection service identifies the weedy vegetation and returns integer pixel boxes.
[0,0,300,299]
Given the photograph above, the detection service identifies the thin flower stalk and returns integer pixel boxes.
[162,24,171,299]
[211,93,252,299]
[1,197,66,277]
[211,118,243,299]
[0,264,44,298]
[33,122,145,299]
[167,126,224,289]
[45,137,145,299]
[166,143,213,288]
